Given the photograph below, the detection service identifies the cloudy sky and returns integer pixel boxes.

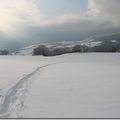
[0,0,120,50]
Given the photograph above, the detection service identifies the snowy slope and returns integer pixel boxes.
[11,33,120,56]
[0,53,120,118]
[12,39,102,56]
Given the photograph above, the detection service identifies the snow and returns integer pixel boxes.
[0,53,120,118]
[111,40,117,43]
[12,45,37,56]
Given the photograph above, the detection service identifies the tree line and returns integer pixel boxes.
[33,43,120,56]
[0,50,9,55]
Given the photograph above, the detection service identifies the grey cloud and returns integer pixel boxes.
[0,0,120,50]
[16,19,119,46]
[88,0,120,26]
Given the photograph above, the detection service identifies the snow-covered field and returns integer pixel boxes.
[0,53,120,118]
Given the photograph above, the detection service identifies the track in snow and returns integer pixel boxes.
[0,63,58,118]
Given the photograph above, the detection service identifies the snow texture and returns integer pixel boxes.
[0,53,120,118]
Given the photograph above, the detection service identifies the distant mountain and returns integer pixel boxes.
[12,33,120,56]
[12,39,100,56]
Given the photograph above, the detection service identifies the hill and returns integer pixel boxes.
[12,33,120,56]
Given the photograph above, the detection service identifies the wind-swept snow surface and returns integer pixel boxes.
[0,54,120,118]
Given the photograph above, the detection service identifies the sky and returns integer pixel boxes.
[0,0,120,50]
[34,0,88,18]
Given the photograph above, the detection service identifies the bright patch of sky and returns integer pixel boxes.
[34,0,88,19]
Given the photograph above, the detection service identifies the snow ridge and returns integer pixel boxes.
[0,63,58,118]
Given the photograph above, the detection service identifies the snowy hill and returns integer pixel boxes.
[12,33,120,56]
[12,39,102,56]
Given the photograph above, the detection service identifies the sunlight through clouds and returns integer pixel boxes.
[0,0,43,34]
[0,0,120,50]
[0,0,120,34]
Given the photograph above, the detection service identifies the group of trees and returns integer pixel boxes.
[93,33,120,52]
[72,45,88,52]
[33,43,120,56]
[92,40,120,52]
[33,45,89,56]
[33,45,49,56]
[0,50,9,55]
[92,45,120,52]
